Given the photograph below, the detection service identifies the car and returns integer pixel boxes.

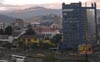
[0,60,8,62]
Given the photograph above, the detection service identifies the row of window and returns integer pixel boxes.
[63,39,81,42]
[41,34,52,36]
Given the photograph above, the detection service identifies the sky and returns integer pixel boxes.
[1,0,93,5]
[0,0,99,11]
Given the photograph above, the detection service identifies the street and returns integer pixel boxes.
[0,47,100,62]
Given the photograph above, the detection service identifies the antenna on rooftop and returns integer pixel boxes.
[94,2,96,7]
[91,3,93,7]
[85,2,87,7]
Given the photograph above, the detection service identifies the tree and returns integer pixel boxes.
[5,26,13,35]
[27,24,32,28]
[51,34,62,44]
[25,28,36,35]
[2,42,12,50]
[0,29,4,35]
[18,40,25,49]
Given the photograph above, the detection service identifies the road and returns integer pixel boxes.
[0,47,100,62]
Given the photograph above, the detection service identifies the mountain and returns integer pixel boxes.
[24,14,62,28]
[0,6,62,19]
[25,14,62,22]
[0,14,16,23]
[24,6,46,11]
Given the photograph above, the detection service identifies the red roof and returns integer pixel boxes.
[33,27,57,32]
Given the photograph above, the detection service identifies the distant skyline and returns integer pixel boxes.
[0,0,99,11]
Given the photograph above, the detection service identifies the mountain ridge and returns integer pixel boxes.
[0,6,62,19]
[0,6,99,22]
[0,14,16,23]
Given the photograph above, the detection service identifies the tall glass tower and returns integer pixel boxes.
[62,2,97,49]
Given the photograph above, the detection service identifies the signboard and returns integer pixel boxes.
[79,44,92,54]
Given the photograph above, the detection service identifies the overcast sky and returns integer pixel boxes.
[0,0,94,5]
[0,0,99,11]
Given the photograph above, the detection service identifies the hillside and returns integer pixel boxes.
[0,6,61,19]
[0,14,16,23]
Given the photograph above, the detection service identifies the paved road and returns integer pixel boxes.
[0,47,100,62]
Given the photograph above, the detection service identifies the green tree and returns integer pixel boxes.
[25,28,36,35]
[18,40,25,49]
[5,26,13,35]
[2,42,12,50]
[51,34,62,44]
[27,24,32,28]
[0,29,4,35]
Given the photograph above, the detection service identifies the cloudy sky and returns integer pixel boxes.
[0,0,94,5]
[0,0,99,11]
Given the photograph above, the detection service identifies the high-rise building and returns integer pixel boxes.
[62,2,97,49]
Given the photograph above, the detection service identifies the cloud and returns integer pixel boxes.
[96,3,100,9]
[0,3,62,11]
[0,0,3,3]
[0,4,34,11]
[2,0,61,5]
[37,3,61,9]
[0,0,99,11]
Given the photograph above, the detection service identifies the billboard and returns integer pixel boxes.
[79,44,92,54]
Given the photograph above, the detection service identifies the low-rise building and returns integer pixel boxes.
[34,26,59,38]
[0,22,9,29]
[0,35,13,43]
[19,35,39,45]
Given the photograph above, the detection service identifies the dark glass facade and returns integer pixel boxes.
[62,2,97,48]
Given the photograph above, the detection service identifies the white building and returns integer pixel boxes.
[0,22,9,29]
[34,26,59,38]
[0,35,13,43]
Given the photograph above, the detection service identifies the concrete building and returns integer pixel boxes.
[62,2,97,49]
[0,35,13,43]
[12,19,24,29]
[34,26,59,38]
[0,22,9,29]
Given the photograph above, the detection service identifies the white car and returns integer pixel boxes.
[11,54,25,62]
[0,60,8,62]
